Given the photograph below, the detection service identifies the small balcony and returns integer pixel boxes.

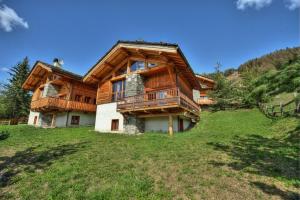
[197,96,214,105]
[117,88,200,118]
[31,97,96,113]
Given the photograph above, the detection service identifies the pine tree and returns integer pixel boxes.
[4,57,31,118]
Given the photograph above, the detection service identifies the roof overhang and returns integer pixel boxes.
[22,61,52,91]
[196,75,215,83]
[22,61,83,91]
[83,41,200,90]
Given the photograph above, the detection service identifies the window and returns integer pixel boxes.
[158,91,167,99]
[71,116,80,125]
[130,61,145,71]
[84,96,91,103]
[147,62,158,68]
[111,119,119,131]
[75,95,81,102]
[112,80,126,101]
[93,98,96,104]
[33,116,38,125]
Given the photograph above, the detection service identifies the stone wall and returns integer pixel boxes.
[125,73,144,97]
[42,83,60,97]
[124,73,145,134]
[124,115,145,134]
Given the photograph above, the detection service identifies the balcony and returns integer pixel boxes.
[31,97,96,113]
[117,88,200,118]
[197,96,214,105]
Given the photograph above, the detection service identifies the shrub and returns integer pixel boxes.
[0,130,10,140]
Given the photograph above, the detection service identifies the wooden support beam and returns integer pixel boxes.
[99,58,128,85]
[168,114,174,136]
[91,75,101,81]
[105,62,114,69]
[136,49,147,59]
[167,64,176,84]
[127,59,131,74]
[120,48,130,56]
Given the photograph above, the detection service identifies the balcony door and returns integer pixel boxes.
[112,80,125,101]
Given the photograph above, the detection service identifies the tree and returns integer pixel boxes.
[3,57,31,118]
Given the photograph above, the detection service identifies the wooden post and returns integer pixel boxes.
[51,113,56,128]
[127,59,131,74]
[168,115,173,136]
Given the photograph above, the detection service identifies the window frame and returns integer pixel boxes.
[71,116,80,125]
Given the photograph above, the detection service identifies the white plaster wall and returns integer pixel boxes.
[28,110,40,126]
[145,116,191,133]
[67,112,95,127]
[95,102,124,132]
[183,118,190,130]
[55,113,68,127]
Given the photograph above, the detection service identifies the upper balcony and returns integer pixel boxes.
[117,88,200,120]
[31,97,96,113]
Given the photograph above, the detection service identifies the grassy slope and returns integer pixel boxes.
[0,109,299,200]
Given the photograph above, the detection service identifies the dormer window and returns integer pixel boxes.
[130,61,145,71]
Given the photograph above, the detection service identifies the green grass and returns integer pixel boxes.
[0,109,299,199]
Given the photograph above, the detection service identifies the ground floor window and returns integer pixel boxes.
[111,119,119,131]
[33,116,38,125]
[71,116,80,125]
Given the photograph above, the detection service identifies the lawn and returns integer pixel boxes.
[0,109,299,200]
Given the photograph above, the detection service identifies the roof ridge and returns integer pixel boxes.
[38,61,83,80]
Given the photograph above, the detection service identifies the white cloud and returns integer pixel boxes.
[285,0,300,10]
[0,67,10,72]
[0,4,28,32]
[236,0,273,10]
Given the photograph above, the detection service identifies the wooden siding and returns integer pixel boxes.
[178,74,193,99]
[27,69,97,113]
[31,97,96,112]
[144,70,175,91]
[97,80,111,104]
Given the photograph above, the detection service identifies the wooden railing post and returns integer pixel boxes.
[168,114,173,136]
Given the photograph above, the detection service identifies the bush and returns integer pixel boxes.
[0,130,10,140]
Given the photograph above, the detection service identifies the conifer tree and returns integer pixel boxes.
[4,57,31,118]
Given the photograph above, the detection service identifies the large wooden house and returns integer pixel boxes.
[83,41,200,134]
[22,60,97,127]
[23,41,201,134]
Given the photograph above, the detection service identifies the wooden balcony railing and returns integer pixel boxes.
[117,88,199,116]
[197,96,214,105]
[31,97,96,112]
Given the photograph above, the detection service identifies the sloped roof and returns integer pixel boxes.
[38,61,82,80]
[22,61,82,90]
[83,40,200,89]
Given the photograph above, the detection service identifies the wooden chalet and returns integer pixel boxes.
[195,75,215,105]
[22,60,97,127]
[83,41,201,135]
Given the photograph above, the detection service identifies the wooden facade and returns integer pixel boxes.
[83,41,201,124]
[23,62,97,113]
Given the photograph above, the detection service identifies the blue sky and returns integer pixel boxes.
[0,0,299,82]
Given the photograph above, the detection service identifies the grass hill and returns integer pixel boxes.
[0,109,299,199]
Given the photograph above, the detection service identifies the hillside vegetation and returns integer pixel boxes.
[205,47,300,109]
[0,109,299,199]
